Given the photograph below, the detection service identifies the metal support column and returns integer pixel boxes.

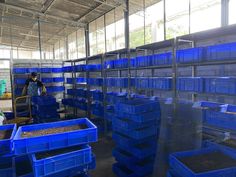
[221,0,229,26]
[85,24,91,118]
[37,18,42,70]
[124,0,131,98]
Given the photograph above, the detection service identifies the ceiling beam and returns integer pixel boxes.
[0,2,85,27]
[41,0,56,14]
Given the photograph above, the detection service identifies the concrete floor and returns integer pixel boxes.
[89,136,117,177]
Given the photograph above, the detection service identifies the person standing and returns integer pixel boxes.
[22,72,47,96]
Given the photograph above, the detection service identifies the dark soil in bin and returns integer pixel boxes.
[178,151,236,173]
[220,139,236,149]
[21,124,87,138]
[0,129,12,139]
[35,146,83,160]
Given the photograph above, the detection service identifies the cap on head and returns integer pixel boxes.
[31,72,37,77]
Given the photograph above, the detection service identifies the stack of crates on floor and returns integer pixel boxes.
[31,96,60,123]
[0,118,98,177]
[0,79,6,96]
[112,98,161,177]
[168,146,236,177]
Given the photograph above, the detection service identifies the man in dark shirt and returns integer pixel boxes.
[22,72,47,96]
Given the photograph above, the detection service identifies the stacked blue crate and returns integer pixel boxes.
[0,124,16,177]
[104,60,114,69]
[176,47,205,63]
[86,64,102,71]
[63,66,74,72]
[114,58,128,68]
[206,42,236,61]
[112,98,161,177]
[177,77,204,92]
[135,55,152,67]
[152,52,172,65]
[91,89,103,102]
[75,64,86,72]
[91,101,104,117]
[11,118,98,177]
[169,146,236,177]
[205,77,236,95]
[31,96,60,123]
[150,77,172,90]
[46,86,65,93]
[87,78,103,86]
[135,78,149,89]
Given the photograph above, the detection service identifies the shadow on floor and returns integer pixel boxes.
[89,136,117,177]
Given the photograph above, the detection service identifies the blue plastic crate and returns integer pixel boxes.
[177,77,204,92]
[112,132,157,148]
[176,47,204,63]
[47,154,95,177]
[33,103,59,112]
[115,98,160,114]
[192,101,223,110]
[13,155,33,177]
[28,68,39,73]
[113,125,158,140]
[13,68,27,74]
[0,156,14,177]
[205,77,236,95]
[116,140,156,160]
[41,78,53,83]
[169,147,236,177]
[113,117,157,130]
[53,77,64,82]
[62,98,75,107]
[135,56,152,67]
[62,66,73,73]
[88,78,103,86]
[52,68,63,73]
[150,77,172,90]
[31,96,56,106]
[116,137,157,159]
[86,64,102,71]
[67,78,86,84]
[116,109,161,123]
[54,86,65,92]
[114,58,128,68]
[41,68,52,73]
[221,104,236,113]
[206,42,236,61]
[113,163,144,177]
[67,89,75,96]
[135,78,149,89]
[113,149,154,176]
[31,145,92,177]
[74,98,88,111]
[75,64,86,72]
[104,60,114,69]
[14,78,26,85]
[91,89,103,101]
[106,92,119,104]
[204,110,236,131]
[75,89,88,98]
[152,52,172,65]
[0,124,17,155]
[13,118,97,155]
[46,86,65,93]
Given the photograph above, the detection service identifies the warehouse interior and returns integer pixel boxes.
[1,0,236,177]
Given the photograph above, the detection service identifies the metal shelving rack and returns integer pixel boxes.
[62,25,236,138]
